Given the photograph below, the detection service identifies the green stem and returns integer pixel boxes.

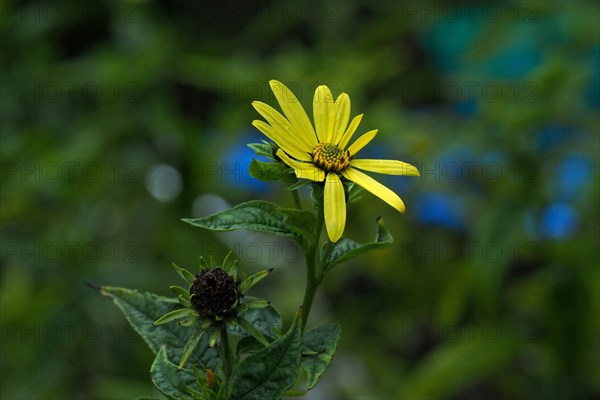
[291,189,302,210]
[220,324,233,383]
[301,249,318,331]
[300,192,324,331]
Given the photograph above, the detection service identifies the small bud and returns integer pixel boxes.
[206,369,215,388]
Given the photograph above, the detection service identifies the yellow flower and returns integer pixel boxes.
[252,80,420,243]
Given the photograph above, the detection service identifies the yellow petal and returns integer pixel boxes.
[252,119,312,161]
[324,172,346,242]
[337,113,363,149]
[331,93,351,145]
[341,167,405,213]
[252,101,313,154]
[313,85,335,143]
[350,159,420,176]
[276,149,325,182]
[269,80,318,149]
[347,129,378,156]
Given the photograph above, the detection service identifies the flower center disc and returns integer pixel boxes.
[313,143,350,173]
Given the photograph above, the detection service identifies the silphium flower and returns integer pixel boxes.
[154,252,272,369]
[251,80,420,242]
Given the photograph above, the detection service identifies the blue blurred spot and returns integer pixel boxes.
[385,173,414,194]
[437,146,478,183]
[222,130,270,193]
[540,203,578,239]
[415,192,464,230]
[452,99,478,116]
[481,150,507,164]
[424,8,541,79]
[439,146,476,165]
[481,35,542,78]
[536,125,576,151]
[523,208,538,238]
[586,46,600,107]
[355,142,389,159]
[423,14,483,73]
[555,155,592,200]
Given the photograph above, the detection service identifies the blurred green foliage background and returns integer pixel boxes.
[1,0,599,399]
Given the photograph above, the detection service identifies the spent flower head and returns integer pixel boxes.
[251,80,420,242]
[190,267,239,319]
[153,252,272,369]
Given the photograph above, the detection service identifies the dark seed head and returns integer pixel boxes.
[189,268,239,318]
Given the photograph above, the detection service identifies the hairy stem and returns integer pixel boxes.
[301,249,317,331]
[301,191,324,331]
[220,324,233,383]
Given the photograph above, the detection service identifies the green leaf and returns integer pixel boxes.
[154,309,197,326]
[221,251,235,273]
[198,256,210,270]
[228,299,282,338]
[172,263,195,285]
[239,269,274,293]
[208,327,220,348]
[100,286,218,369]
[178,316,198,327]
[228,260,239,278]
[300,324,341,389]
[310,183,323,209]
[230,310,303,400]
[249,159,287,182]
[170,285,192,308]
[236,336,267,358]
[345,182,364,204]
[237,316,269,346]
[286,179,312,191]
[179,326,206,369]
[276,208,317,243]
[208,256,217,268]
[322,217,393,274]
[183,200,301,242]
[150,346,198,400]
[247,142,277,159]
[239,297,270,309]
[178,295,192,308]
[170,285,191,301]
